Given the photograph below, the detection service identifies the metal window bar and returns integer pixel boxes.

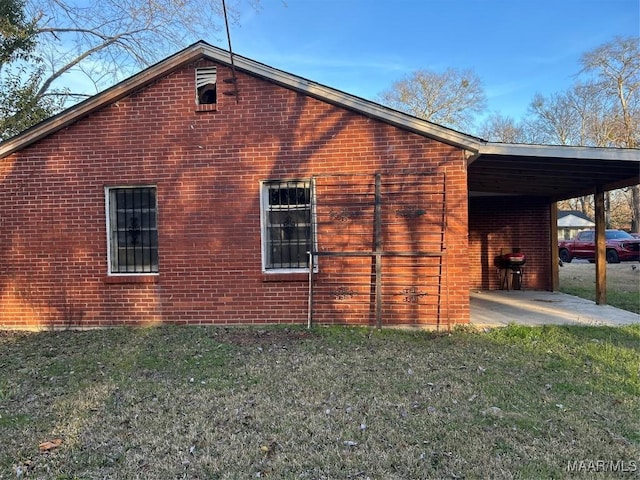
[130,189,137,271]
[145,187,153,270]
[111,187,158,273]
[112,190,120,271]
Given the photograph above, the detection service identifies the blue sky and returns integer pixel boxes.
[216,0,638,125]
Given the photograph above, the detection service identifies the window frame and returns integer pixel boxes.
[105,185,159,276]
[580,231,594,242]
[260,179,317,273]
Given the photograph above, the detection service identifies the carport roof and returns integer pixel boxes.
[469,143,640,201]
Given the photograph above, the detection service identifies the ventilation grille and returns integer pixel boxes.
[196,67,217,88]
[196,67,217,106]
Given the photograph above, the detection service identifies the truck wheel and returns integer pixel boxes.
[606,250,620,264]
[559,249,572,263]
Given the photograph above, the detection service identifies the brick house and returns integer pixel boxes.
[1,41,638,329]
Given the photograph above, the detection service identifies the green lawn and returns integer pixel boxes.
[559,284,640,314]
[559,262,640,314]
[1,324,639,479]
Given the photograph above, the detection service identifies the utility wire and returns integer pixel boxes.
[222,0,239,102]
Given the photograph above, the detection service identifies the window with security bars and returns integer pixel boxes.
[107,187,159,274]
[262,180,313,270]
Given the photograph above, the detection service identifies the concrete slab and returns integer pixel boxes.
[470,290,640,328]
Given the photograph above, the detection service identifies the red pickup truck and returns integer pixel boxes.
[558,229,640,263]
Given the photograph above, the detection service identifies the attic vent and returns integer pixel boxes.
[196,67,217,105]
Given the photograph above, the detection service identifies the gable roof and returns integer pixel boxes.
[557,210,595,227]
[0,40,483,159]
[558,210,594,222]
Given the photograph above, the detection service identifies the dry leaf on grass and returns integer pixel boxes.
[260,442,277,458]
[38,438,62,452]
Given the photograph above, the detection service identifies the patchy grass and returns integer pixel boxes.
[559,261,640,314]
[1,324,639,479]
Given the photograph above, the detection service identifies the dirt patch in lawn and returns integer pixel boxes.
[214,326,319,346]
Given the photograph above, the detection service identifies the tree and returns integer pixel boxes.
[477,112,547,144]
[0,0,59,139]
[0,0,37,64]
[0,0,258,139]
[477,113,523,143]
[526,83,609,220]
[526,37,639,231]
[580,36,640,149]
[377,68,486,131]
[580,36,640,232]
[0,66,63,139]
[528,91,582,145]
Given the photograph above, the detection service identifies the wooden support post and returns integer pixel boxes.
[375,173,382,329]
[550,202,559,291]
[594,187,607,305]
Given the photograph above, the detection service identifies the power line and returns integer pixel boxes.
[221,0,239,102]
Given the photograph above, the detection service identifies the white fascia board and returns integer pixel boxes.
[199,45,483,152]
[480,142,640,162]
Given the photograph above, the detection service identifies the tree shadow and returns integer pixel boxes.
[0,56,472,329]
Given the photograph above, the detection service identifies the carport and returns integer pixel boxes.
[467,143,640,305]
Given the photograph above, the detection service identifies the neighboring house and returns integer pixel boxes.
[1,41,639,330]
[558,210,595,240]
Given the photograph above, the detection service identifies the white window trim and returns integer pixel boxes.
[260,179,317,274]
[105,185,159,276]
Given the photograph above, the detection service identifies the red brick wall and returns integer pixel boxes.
[310,173,456,327]
[468,196,552,290]
[0,60,469,329]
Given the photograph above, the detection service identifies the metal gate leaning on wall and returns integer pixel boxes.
[307,172,449,329]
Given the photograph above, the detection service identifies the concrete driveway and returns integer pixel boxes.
[470,290,640,328]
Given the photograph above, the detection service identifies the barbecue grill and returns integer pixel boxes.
[494,250,526,290]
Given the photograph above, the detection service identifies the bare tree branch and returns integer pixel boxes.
[19,0,251,105]
[377,68,486,131]
[35,30,144,98]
